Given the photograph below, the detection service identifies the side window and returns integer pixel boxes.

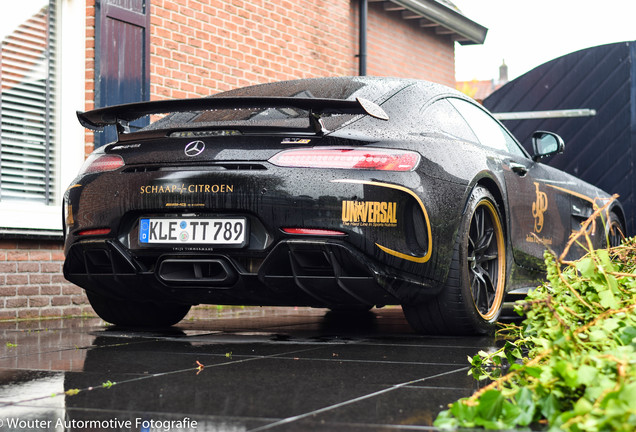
[448,98,526,157]
[420,99,479,143]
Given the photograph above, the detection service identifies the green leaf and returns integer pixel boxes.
[576,257,596,278]
[599,289,618,309]
[576,364,598,387]
[513,387,536,426]
[555,360,579,388]
[617,382,636,410]
[101,380,115,389]
[539,393,561,423]
[603,396,625,418]
[470,354,482,367]
[574,397,593,415]
[525,366,543,378]
[606,274,619,294]
[449,399,477,425]
[597,249,616,273]
[618,325,636,345]
[433,409,459,429]
[602,317,621,333]
[501,400,521,425]
[477,390,505,419]
[589,329,608,342]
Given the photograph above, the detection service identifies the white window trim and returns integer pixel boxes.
[0,0,86,233]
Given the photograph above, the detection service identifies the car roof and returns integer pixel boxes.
[213,76,464,106]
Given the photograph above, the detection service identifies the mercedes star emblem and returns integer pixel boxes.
[184,140,205,157]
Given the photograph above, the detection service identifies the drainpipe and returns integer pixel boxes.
[359,0,367,76]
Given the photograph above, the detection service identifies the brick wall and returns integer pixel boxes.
[148,0,455,99]
[2,0,457,322]
[367,2,455,85]
[149,0,358,99]
[0,240,94,321]
[84,0,96,155]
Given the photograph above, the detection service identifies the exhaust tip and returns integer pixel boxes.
[158,259,237,286]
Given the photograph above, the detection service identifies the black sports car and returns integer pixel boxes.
[64,77,625,334]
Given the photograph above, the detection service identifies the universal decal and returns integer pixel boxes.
[140,184,234,194]
[332,179,433,263]
[341,201,397,227]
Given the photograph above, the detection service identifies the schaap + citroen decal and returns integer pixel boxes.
[139,184,235,194]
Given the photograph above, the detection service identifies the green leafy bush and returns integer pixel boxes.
[435,212,636,431]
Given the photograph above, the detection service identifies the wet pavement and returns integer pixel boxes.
[0,307,499,431]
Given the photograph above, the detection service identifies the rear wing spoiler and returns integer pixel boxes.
[76,96,389,136]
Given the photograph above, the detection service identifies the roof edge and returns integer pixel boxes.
[389,0,487,45]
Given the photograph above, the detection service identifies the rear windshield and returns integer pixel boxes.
[143,77,405,133]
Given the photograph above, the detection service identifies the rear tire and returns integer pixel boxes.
[403,186,506,335]
[86,291,191,327]
[607,211,625,248]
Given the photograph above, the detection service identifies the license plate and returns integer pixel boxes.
[139,218,247,246]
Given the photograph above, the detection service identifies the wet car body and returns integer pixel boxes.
[63,77,625,334]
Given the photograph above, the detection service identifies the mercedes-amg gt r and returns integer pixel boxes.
[63,77,625,334]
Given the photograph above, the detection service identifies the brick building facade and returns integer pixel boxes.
[0,0,485,320]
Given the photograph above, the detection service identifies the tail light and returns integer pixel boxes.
[269,148,420,171]
[78,228,111,237]
[79,154,124,175]
[282,228,346,236]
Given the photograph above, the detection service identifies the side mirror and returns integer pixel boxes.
[532,131,564,162]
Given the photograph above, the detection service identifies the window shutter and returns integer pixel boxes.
[0,0,56,204]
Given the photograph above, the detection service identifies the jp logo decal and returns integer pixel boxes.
[341,201,397,226]
[532,182,548,233]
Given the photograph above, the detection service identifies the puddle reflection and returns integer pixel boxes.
[0,310,497,431]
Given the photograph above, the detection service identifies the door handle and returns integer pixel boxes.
[507,162,528,176]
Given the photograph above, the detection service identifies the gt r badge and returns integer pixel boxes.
[281,138,311,144]
[532,182,548,233]
[184,140,205,157]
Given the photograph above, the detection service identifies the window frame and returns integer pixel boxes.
[0,0,86,234]
[447,97,530,159]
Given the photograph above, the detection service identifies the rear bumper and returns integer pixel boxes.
[64,238,438,308]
